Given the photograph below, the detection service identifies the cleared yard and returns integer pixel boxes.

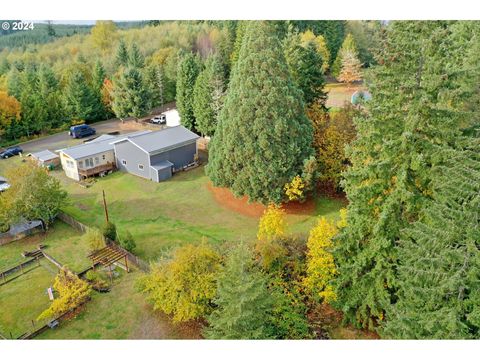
[0,261,55,339]
[37,269,202,339]
[56,165,345,262]
[0,221,90,273]
[325,82,365,108]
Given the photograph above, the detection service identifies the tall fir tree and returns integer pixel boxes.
[206,21,315,205]
[129,43,145,68]
[112,66,151,119]
[284,31,327,107]
[64,69,99,123]
[115,40,129,68]
[176,52,201,131]
[382,143,480,339]
[192,53,225,136]
[204,243,274,339]
[334,21,480,330]
[332,33,358,78]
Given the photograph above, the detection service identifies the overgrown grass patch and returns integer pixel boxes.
[0,262,54,339]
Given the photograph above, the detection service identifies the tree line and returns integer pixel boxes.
[0,20,373,146]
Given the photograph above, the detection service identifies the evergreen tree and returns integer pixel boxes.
[145,64,165,109]
[332,33,358,78]
[338,51,363,86]
[112,66,151,119]
[129,43,145,68]
[115,40,129,67]
[204,243,274,339]
[64,69,98,122]
[284,31,327,107]
[176,52,201,131]
[91,61,110,119]
[37,64,64,129]
[192,54,225,136]
[382,144,480,339]
[207,21,315,205]
[334,21,480,330]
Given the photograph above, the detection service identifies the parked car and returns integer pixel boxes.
[0,146,23,159]
[69,124,96,139]
[0,176,10,192]
[150,114,167,125]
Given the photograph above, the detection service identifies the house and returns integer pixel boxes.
[113,125,199,182]
[58,131,150,181]
[30,150,60,168]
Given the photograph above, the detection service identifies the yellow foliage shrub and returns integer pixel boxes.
[304,213,346,303]
[38,267,91,321]
[256,204,287,270]
[284,175,305,202]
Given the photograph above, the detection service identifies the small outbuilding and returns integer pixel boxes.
[30,150,60,169]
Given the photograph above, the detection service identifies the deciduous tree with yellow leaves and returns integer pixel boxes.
[256,205,287,270]
[38,267,91,321]
[304,209,347,304]
[139,241,222,322]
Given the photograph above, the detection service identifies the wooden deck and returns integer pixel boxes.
[78,162,116,178]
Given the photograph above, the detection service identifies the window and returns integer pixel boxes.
[122,159,127,165]
[85,158,94,168]
[78,161,83,168]
[95,157,99,165]
[138,164,144,171]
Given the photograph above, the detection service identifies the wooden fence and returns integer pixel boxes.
[109,242,150,272]
[57,211,89,233]
[0,256,43,286]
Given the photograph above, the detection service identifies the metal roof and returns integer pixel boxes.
[86,134,117,143]
[31,150,59,162]
[151,160,173,171]
[118,126,199,154]
[60,130,151,160]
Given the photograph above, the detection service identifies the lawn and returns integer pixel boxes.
[0,220,90,273]
[37,269,202,339]
[56,165,345,262]
[0,261,55,339]
[325,82,365,108]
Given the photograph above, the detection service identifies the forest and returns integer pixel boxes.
[1,20,479,340]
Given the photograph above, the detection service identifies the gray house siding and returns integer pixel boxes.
[150,142,197,171]
[150,166,172,182]
[114,141,151,179]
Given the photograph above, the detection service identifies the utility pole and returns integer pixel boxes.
[102,190,109,223]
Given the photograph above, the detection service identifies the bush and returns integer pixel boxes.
[102,221,117,243]
[84,228,105,252]
[120,231,136,253]
[85,270,109,292]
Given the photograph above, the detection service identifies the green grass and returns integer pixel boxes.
[0,220,90,273]
[37,269,201,339]
[0,262,55,339]
[56,166,345,262]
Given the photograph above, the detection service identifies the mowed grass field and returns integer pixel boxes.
[37,269,202,340]
[56,165,345,262]
[0,261,55,338]
[0,221,90,273]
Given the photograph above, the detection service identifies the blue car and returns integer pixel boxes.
[0,146,23,159]
[69,124,96,139]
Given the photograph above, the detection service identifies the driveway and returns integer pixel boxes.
[18,119,130,153]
